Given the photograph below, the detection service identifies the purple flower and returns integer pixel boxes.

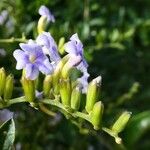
[36,32,60,66]
[65,33,89,93]
[0,10,8,25]
[13,40,53,80]
[39,5,55,23]
[0,109,13,123]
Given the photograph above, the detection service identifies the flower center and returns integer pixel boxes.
[29,55,36,63]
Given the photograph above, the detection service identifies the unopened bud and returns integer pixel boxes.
[4,74,14,100]
[112,111,132,133]
[53,55,69,94]
[85,76,102,113]
[61,55,82,79]
[0,68,6,96]
[43,75,52,98]
[58,37,65,55]
[21,77,35,102]
[71,86,82,110]
[37,16,47,34]
[90,101,104,130]
[59,79,71,106]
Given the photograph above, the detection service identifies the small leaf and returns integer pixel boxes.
[122,111,150,148]
[0,119,15,150]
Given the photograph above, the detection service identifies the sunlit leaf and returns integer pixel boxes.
[0,119,15,150]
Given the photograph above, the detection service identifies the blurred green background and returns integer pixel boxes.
[0,0,150,149]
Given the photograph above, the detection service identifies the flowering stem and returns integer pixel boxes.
[0,96,27,109]
[0,36,27,43]
[39,103,56,117]
[41,99,91,122]
[102,127,122,144]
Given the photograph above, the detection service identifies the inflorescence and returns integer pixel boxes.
[0,5,131,144]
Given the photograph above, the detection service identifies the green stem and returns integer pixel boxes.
[102,127,122,144]
[39,103,56,117]
[41,99,90,121]
[7,96,27,106]
[0,37,27,43]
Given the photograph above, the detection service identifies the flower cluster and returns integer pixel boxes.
[13,31,89,92]
[0,5,131,143]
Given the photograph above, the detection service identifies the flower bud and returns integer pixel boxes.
[58,37,65,55]
[111,111,132,133]
[0,67,6,97]
[52,55,69,94]
[59,79,71,106]
[90,101,104,130]
[37,16,47,34]
[85,76,102,113]
[61,55,82,79]
[43,75,52,98]
[71,85,82,110]
[4,74,14,100]
[21,77,35,102]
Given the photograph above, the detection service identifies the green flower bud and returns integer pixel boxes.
[52,55,69,94]
[112,111,132,134]
[90,101,104,130]
[61,55,81,79]
[4,74,14,100]
[0,67,6,97]
[71,86,82,110]
[59,79,71,106]
[21,77,35,102]
[85,76,102,113]
[58,37,65,55]
[43,75,52,98]
[37,16,47,34]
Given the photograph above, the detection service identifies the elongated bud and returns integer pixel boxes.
[112,111,132,133]
[61,55,82,79]
[71,86,82,110]
[21,77,35,102]
[53,55,69,94]
[59,79,71,106]
[37,16,47,34]
[90,101,104,130]
[85,76,102,113]
[58,37,65,55]
[43,75,52,98]
[0,68,6,96]
[4,74,14,100]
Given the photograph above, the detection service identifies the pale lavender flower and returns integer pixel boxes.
[0,10,8,25]
[0,48,6,56]
[39,5,55,23]
[36,32,60,66]
[0,109,13,123]
[65,33,89,93]
[13,40,53,80]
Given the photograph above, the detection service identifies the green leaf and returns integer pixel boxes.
[0,119,15,150]
[122,111,150,148]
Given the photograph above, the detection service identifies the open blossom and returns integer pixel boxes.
[36,32,60,67]
[65,33,89,93]
[39,5,55,23]
[13,40,53,80]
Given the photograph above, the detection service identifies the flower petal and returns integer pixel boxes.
[38,5,55,22]
[25,64,39,80]
[13,49,29,69]
[77,71,89,93]
[65,41,77,54]
[36,32,60,62]
[37,59,53,75]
